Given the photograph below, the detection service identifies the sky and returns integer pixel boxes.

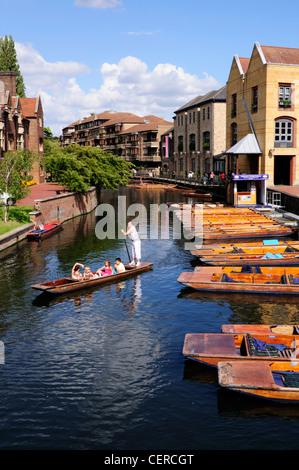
[2,0,299,136]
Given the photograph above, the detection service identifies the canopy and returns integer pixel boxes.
[226,133,262,155]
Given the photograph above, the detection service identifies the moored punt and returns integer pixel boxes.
[27,221,63,240]
[182,332,299,368]
[218,361,299,402]
[177,265,299,295]
[172,204,295,240]
[31,262,153,295]
[181,191,212,199]
[191,240,299,257]
[200,251,299,266]
[221,324,299,335]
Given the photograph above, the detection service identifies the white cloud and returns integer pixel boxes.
[74,0,122,9]
[16,44,221,136]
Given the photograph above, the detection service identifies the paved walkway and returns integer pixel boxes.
[16,182,299,207]
[16,183,66,206]
[271,185,299,197]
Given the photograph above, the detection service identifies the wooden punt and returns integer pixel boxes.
[31,262,153,295]
[191,240,299,257]
[181,191,212,199]
[218,360,299,402]
[221,324,299,335]
[200,251,299,266]
[27,221,63,240]
[177,265,299,295]
[182,332,299,368]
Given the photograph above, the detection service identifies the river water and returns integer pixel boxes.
[1,185,299,450]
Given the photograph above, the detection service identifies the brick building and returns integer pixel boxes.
[60,111,172,167]
[226,42,299,187]
[173,87,226,178]
[0,71,44,183]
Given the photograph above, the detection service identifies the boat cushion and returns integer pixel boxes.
[247,334,288,357]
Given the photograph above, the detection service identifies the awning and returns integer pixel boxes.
[226,133,262,155]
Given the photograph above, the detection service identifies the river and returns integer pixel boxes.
[0,185,299,450]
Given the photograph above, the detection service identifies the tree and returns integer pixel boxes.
[45,143,133,193]
[0,150,38,222]
[0,35,26,97]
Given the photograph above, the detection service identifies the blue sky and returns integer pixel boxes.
[2,0,299,135]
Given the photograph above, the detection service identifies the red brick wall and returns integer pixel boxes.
[32,187,100,225]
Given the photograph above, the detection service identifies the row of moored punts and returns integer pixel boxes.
[178,204,299,402]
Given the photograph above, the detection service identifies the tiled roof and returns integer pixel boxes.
[119,121,172,135]
[174,86,226,113]
[20,97,37,117]
[239,57,250,73]
[260,44,299,65]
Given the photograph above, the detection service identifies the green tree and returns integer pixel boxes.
[0,150,38,222]
[45,143,133,192]
[0,35,26,97]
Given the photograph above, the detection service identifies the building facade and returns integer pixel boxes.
[0,71,44,183]
[226,42,299,187]
[60,111,172,167]
[173,87,226,178]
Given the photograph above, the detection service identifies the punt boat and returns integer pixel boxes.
[182,332,299,368]
[191,240,299,257]
[200,251,299,266]
[218,360,299,402]
[221,324,299,335]
[177,265,299,295]
[31,262,153,295]
[27,221,63,240]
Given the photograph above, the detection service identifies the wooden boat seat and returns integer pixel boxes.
[243,334,294,358]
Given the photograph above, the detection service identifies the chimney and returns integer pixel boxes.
[0,71,17,96]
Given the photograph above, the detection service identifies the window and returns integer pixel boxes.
[252,86,258,112]
[178,135,183,152]
[189,134,195,151]
[231,123,237,145]
[207,107,210,119]
[275,118,294,147]
[231,94,237,117]
[279,84,292,109]
[203,131,210,151]
[202,108,205,121]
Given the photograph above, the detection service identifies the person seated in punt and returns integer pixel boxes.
[113,258,126,274]
[97,260,113,277]
[72,262,84,280]
[83,267,95,279]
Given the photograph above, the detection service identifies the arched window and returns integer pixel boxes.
[275,118,294,147]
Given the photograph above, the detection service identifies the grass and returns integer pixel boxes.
[0,205,34,236]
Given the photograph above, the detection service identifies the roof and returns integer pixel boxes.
[174,86,226,113]
[226,133,262,155]
[20,97,39,117]
[259,43,299,65]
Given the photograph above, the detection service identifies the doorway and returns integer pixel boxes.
[274,155,292,185]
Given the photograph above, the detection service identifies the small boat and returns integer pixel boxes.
[191,239,299,257]
[218,360,299,402]
[181,190,212,199]
[182,332,299,368]
[221,324,299,335]
[27,221,63,240]
[177,265,299,295]
[31,262,153,295]
[200,251,299,266]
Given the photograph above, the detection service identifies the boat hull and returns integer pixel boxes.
[27,222,63,240]
[218,361,299,402]
[183,332,299,368]
[31,262,153,295]
[177,266,299,295]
